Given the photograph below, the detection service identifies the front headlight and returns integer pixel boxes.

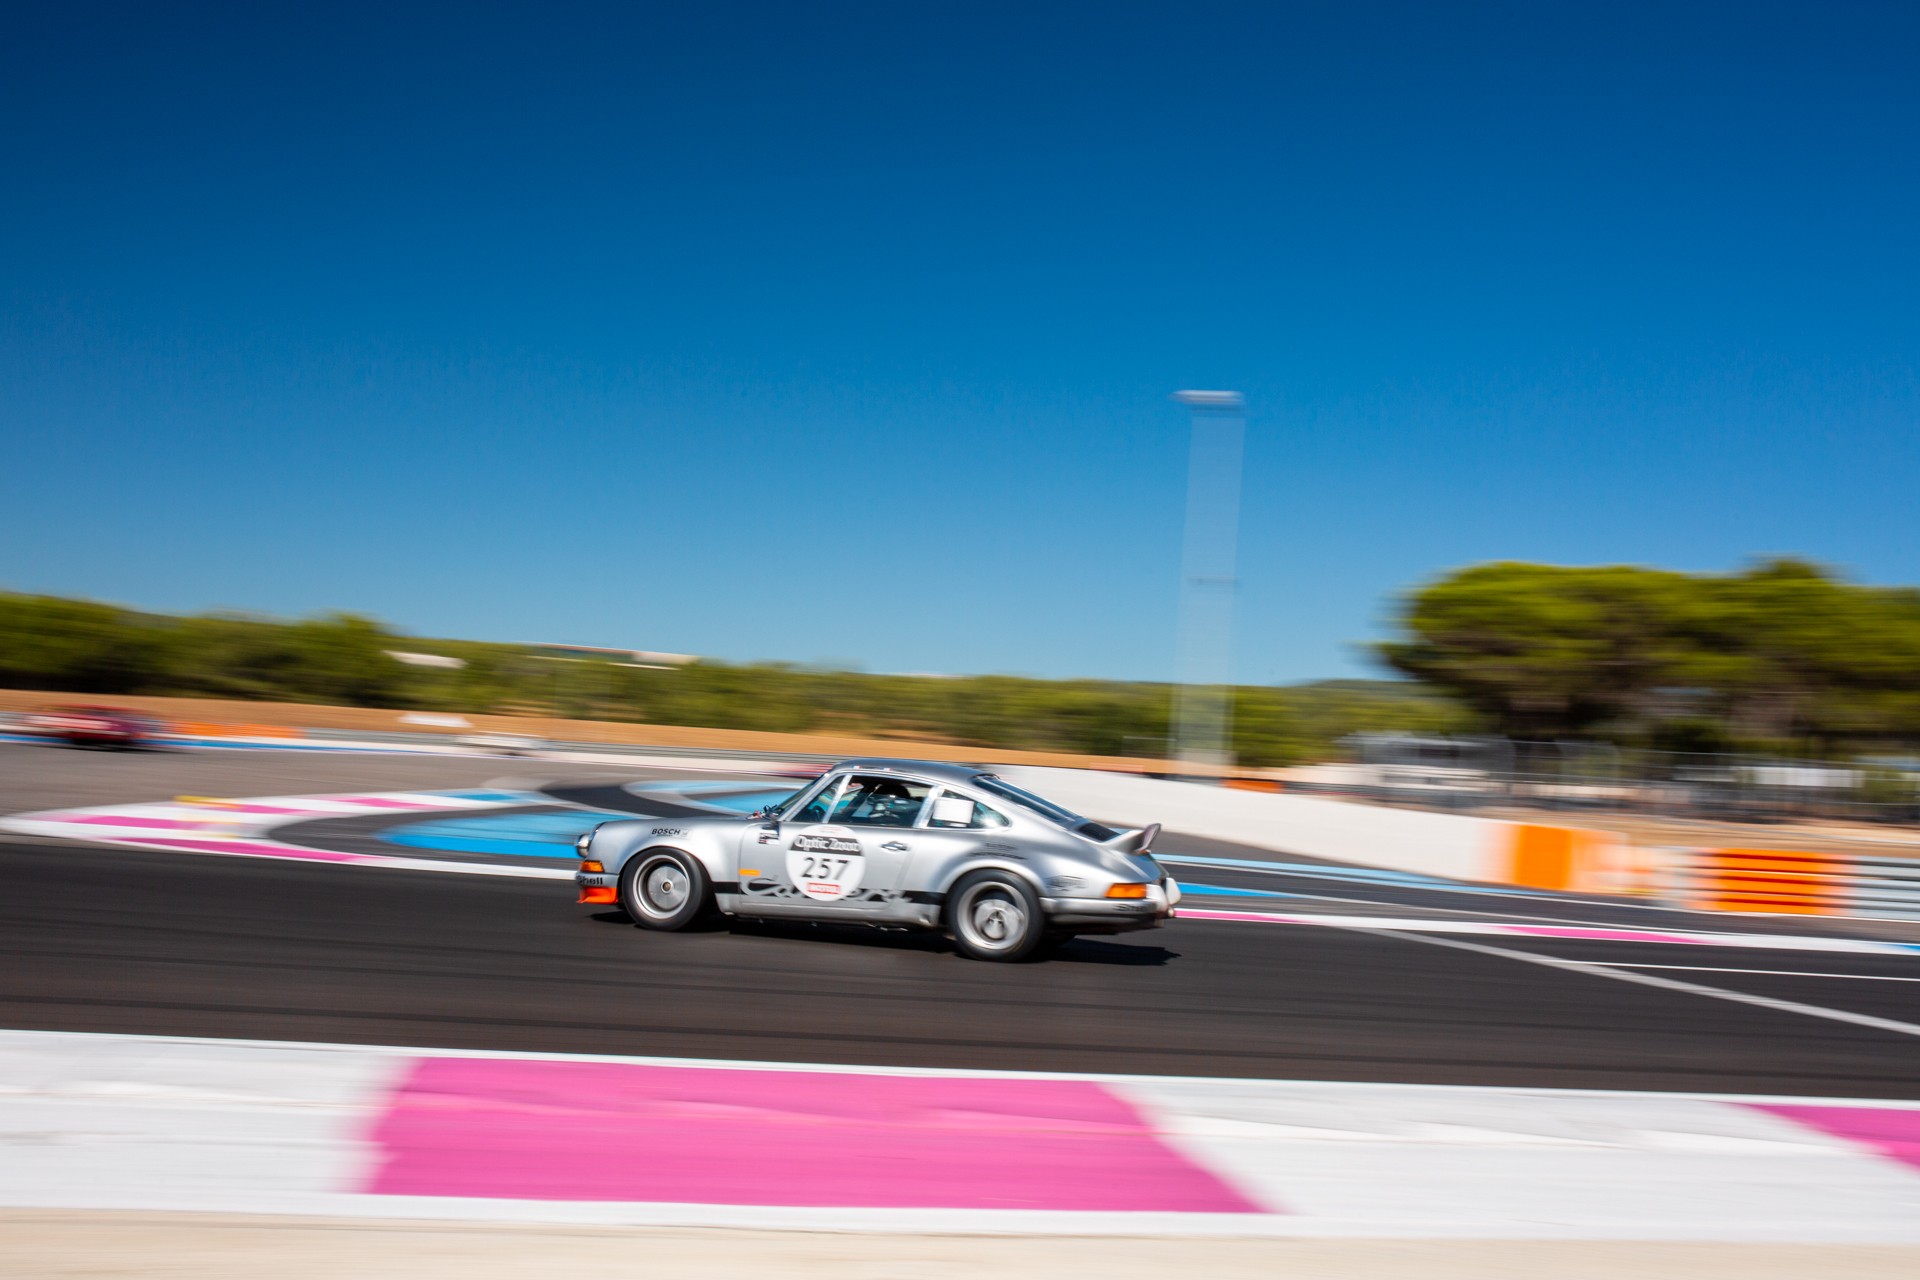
[574,827,597,854]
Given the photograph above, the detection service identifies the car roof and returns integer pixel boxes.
[825,758,994,787]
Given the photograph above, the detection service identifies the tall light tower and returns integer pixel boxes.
[1170,390,1246,778]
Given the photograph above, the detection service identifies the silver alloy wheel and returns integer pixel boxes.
[954,880,1030,953]
[633,853,692,920]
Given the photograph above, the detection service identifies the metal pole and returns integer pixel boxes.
[1170,390,1246,779]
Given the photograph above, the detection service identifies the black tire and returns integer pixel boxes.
[618,848,714,932]
[946,870,1047,962]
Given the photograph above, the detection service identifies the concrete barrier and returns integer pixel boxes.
[1000,766,1644,894]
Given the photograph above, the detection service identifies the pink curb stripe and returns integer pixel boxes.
[190,804,324,815]
[62,815,219,830]
[120,837,368,862]
[367,1057,1267,1212]
[327,797,452,808]
[1754,1105,1920,1171]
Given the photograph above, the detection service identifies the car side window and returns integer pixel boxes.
[926,789,1010,829]
[789,777,843,824]
[830,776,932,827]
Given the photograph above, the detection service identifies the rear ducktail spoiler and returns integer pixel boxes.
[1102,822,1161,856]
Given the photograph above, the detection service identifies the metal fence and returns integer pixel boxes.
[1297,734,1920,825]
[1657,847,1920,921]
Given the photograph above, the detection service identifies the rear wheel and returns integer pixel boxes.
[619,849,713,931]
[947,871,1046,962]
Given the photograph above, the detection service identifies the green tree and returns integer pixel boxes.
[1379,558,1920,749]
[1378,562,1700,737]
[0,594,165,692]
[278,614,406,706]
[1684,560,1920,747]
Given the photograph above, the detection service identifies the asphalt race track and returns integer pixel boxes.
[2,743,1917,1097]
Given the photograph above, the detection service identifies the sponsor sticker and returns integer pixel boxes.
[930,796,974,825]
[786,826,865,901]
[791,833,862,855]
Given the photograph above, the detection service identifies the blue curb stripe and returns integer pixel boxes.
[378,810,636,860]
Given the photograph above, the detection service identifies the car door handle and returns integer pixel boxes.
[880,841,909,852]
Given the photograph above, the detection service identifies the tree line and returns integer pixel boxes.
[1382,558,1920,753]
[14,557,1897,764]
[0,592,1464,765]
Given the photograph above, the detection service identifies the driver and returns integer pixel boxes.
[862,779,918,826]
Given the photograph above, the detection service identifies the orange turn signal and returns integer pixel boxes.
[1105,883,1149,898]
[580,861,604,873]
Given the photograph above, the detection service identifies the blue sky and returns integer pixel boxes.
[6,2,1919,683]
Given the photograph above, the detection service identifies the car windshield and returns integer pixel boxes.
[971,776,1084,826]
[774,776,838,822]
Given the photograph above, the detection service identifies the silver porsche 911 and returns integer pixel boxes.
[572,758,1179,961]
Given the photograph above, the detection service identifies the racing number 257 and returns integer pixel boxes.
[797,855,852,881]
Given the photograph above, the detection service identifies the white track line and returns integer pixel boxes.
[1176,906,1920,955]
[11,1026,1915,1107]
[1358,927,1920,1039]
[1606,964,1920,982]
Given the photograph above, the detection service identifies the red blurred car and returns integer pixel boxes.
[24,705,161,748]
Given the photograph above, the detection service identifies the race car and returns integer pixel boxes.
[574,758,1179,961]
[23,705,161,748]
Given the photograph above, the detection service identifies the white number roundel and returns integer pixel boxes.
[786,826,866,901]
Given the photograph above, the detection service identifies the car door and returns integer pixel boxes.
[733,774,842,916]
[795,774,932,909]
[741,774,931,913]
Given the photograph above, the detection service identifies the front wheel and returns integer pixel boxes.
[619,849,714,931]
[947,871,1046,962]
